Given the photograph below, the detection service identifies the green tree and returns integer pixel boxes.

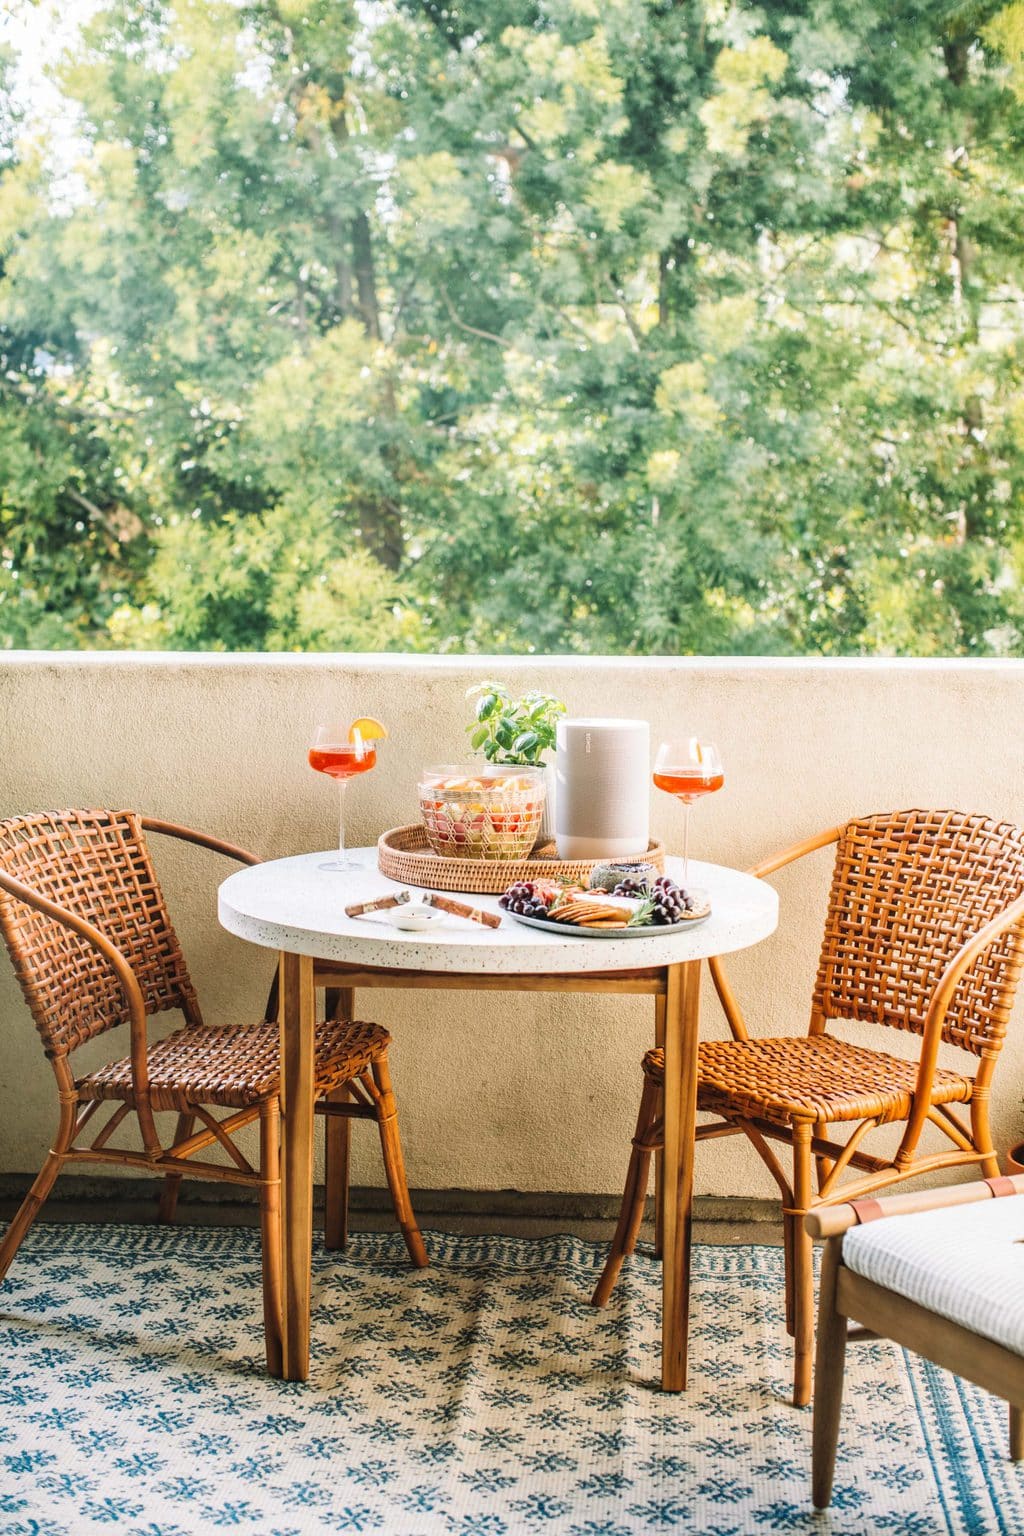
[1,1,1024,656]
[0,47,151,647]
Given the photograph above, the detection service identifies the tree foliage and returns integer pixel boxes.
[2,0,1024,655]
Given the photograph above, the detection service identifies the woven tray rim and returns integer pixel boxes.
[377,824,666,893]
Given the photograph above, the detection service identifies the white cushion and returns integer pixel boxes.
[841,1193,1024,1356]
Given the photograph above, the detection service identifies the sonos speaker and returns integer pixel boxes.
[554,718,650,860]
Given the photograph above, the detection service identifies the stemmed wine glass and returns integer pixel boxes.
[653,739,724,887]
[308,722,380,872]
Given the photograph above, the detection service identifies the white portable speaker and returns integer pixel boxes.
[554,718,650,860]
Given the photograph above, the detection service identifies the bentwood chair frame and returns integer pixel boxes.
[593,810,1024,1406]
[806,1174,1024,1509]
[0,809,427,1375]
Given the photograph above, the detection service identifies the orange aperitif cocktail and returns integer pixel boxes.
[309,717,386,871]
[653,739,724,885]
[652,767,725,803]
[308,744,378,779]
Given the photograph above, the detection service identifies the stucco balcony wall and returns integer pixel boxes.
[0,653,1022,1202]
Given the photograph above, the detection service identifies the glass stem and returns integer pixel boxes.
[681,803,691,888]
[337,779,348,863]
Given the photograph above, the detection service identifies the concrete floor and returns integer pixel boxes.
[0,1178,784,1247]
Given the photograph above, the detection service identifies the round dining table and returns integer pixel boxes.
[218,849,778,1388]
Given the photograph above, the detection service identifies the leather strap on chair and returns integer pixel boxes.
[849,1198,886,1224]
[984,1175,1019,1198]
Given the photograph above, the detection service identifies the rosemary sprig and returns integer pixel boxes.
[627,895,656,928]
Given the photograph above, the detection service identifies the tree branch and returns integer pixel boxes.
[551,305,598,346]
[388,277,418,344]
[440,287,512,348]
[578,244,645,350]
[605,277,643,351]
[64,484,144,549]
[65,484,107,523]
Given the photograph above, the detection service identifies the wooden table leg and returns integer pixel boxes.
[653,991,666,1260]
[279,950,316,1381]
[660,960,701,1392]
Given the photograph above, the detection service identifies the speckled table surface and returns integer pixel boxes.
[218,851,778,972]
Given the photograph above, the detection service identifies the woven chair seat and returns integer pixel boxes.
[641,1035,973,1128]
[79,1017,390,1111]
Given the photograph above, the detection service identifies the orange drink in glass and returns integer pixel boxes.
[653,739,724,885]
[309,718,386,871]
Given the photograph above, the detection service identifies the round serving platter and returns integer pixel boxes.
[509,908,711,940]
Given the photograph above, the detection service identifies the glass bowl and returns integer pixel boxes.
[417,766,546,861]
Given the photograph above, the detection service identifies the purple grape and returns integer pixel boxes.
[502,880,541,912]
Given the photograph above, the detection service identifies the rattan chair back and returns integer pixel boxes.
[812,809,1024,1056]
[0,809,200,1057]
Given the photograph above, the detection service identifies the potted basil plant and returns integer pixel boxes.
[466,682,566,843]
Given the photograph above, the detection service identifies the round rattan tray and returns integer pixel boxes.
[377,824,666,894]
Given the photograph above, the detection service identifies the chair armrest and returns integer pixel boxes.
[748,825,841,880]
[707,824,842,1041]
[805,1172,1024,1239]
[140,817,262,867]
[897,891,1024,1161]
[140,817,277,1021]
[707,954,751,1040]
[0,865,161,1156]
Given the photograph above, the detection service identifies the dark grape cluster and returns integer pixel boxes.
[652,874,695,923]
[612,873,695,925]
[499,881,550,917]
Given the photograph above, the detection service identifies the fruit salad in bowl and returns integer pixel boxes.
[418,765,546,860]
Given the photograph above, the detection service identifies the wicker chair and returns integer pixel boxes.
[0,809,427,1375]
[592,809,1024,1406]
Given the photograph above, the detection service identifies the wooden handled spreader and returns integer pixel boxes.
[421,893,502,928]
[344,892,412,917]
[344,890,501,928]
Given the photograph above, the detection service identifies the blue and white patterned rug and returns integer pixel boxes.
[0,1225,1021,1536]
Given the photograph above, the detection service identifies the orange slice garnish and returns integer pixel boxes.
[348,716,388,742]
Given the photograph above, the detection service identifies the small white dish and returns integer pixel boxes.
[384,903,448,932]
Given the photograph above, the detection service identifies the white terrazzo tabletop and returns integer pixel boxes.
[218,850,779,974]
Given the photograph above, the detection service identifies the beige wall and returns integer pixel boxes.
[1,653,1022,1200]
